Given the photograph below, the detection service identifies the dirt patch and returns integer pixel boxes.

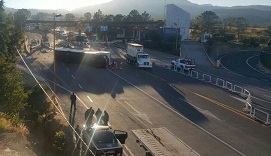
[0,132,35,156]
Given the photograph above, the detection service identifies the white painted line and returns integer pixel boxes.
[264,94,271,99]
[246,55,271,79]
[251,96,271,104]
[66,68,69,72]
[109,69,245,156]
[72,75,75,79]
[78,84,82,89]
[124,101,140,114]
[87,96,93,102]
[122,150,128,156]
[123,144,135,156]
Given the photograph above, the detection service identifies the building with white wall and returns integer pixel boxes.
[166,4,190,40]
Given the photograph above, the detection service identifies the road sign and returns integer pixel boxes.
[100,26,108,32]
[87,26,93,32]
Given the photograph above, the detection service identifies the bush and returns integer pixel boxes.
[0,113,28,134]
[53,130,66,153]
[241,38,260,47]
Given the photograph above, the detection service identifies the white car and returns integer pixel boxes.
[171,58,195,71]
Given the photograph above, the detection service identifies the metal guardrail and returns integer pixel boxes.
[169,65,270,126]
[225,81,233,91]
[252,108,270,125]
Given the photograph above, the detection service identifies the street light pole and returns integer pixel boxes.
[53,14,61,108]
[176,17,179,50]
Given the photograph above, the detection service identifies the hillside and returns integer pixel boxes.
[5,0,271,25]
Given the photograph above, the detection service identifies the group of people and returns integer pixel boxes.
[85,107,109,126]
[70,92,110,126]
[70,92,110,149]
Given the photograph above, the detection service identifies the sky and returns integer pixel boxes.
[5,0,113,11]
[5,0,271,11]
[188,0,271,7]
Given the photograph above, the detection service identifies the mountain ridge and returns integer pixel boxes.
[4,0,271,24]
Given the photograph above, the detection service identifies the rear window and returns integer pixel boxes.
[93,131,117,144]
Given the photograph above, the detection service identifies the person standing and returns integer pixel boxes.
[85,107,94,126]
[70,92,77,110]
[95,108,102,124]
[102,111,109,125]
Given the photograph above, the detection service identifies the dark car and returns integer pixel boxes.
[82,125,128,156]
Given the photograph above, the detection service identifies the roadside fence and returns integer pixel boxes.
[169,64,270,126]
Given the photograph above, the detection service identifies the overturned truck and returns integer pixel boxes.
[55,47,111,68]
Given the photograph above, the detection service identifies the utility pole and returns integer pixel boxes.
[53,14,61,111]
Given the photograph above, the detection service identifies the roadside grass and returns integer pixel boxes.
[21,72,74,155]
[0,113,29,135]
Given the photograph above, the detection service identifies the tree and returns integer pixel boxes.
[103,14,114,22]
[0,0,5,22]
[0,1,29,116]
[13,9,31,29]
[141,11,151,22]
[223,17,235,32]
[64,13,76,21]
[0,59,29,114]
[93,9,104,22]
[113,14,124,22]
[233,17,247,41]
[124,10,142,22]
[84,12,91,21]
[194,11,221,34]
[31,12,48,20]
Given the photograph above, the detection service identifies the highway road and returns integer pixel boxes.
[20,36,271,156]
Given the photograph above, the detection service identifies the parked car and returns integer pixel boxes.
[82,125,128,156]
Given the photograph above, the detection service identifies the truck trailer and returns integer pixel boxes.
[126,43,152,68]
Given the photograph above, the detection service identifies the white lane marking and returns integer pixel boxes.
[87,96,93,102]
[78,84,82,89]
[124,101,140,114]
[230,96,247,103]
[246,55,271,79]
[123,144,135,156]
[264,94,271,99]
[123,150,128,156]
[66,68,69,72]
[109,69,245,156]
[251,95,271,104]
[117,100,149,128]
[72,75,75,79]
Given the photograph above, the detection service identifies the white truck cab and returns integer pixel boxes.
[126,43,152,68]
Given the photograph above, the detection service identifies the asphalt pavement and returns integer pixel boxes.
[20,38,271,156]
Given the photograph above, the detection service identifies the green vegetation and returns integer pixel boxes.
[191,10,271,69]
[53,130,66,153]
[0,1,73,155]
[0,0,30,121]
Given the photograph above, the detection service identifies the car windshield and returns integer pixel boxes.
[139,55,148,59]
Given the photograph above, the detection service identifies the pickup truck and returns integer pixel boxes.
[82,125,128,156]
[171,58,195,71]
